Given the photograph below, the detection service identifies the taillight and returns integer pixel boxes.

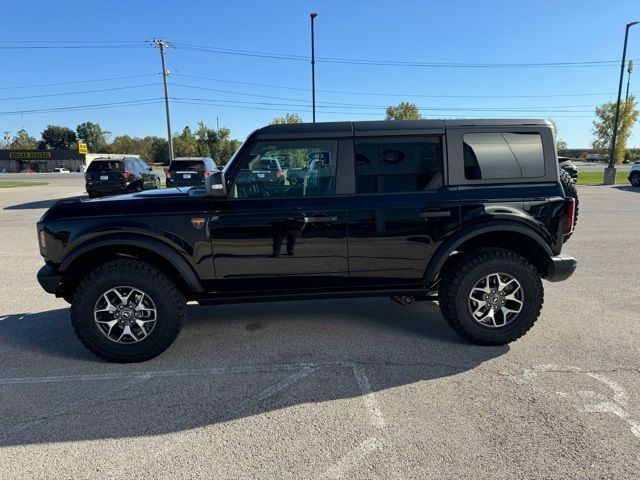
[166,170,172,180]
[276,170,284,178]
[121,171,133,181]
[204,170,212,177]
[565,198,576,233]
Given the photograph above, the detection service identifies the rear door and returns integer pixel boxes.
[210,138,349,292]
[347,134,460,284]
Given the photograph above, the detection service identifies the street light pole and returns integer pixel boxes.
[625,60,634,101]
[310,13,318,123]
[605,21,639,184]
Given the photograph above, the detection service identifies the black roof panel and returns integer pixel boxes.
[255,119,551,139]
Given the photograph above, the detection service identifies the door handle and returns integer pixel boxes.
[304,215,338,223]
[419,210,451,219]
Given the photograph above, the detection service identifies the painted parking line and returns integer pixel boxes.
[504,364,640,440]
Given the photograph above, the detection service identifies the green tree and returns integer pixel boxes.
[76,121,107,153]
[385,102,422,120]
[173,126,199,157]
[271,113,304,124]
[147,137,169,164]
[592,96,638,164]
[39,125,77,149]
[106,135,169,164]
[10,129,37,149]
[548,118,568,150]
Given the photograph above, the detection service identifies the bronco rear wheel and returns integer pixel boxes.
[70,259,185,362]
[438,249,543,346]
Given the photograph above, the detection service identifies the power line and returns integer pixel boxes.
[173,73,636,99]
[169,83,600,110]
[0,99,163,116]
[0,83,160,101]
[173,42,640,69]
[171,99,594,118]
[0,74,158,90]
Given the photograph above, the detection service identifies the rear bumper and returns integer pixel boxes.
[37,264,64,295]
[546,254,577,282]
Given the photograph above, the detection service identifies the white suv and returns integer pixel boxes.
[629,162,640,187]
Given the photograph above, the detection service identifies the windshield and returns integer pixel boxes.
[87,160,123,172]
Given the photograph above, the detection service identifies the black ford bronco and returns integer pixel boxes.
[36,120,577,362]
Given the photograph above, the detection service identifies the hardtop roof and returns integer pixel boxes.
[256,119,551,138]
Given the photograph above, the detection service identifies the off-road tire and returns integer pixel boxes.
[438,249,543,346]
[70,259,185,362]
[630,172,640,187]
[559,169,579,241]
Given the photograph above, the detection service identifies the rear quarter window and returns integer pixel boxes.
[463,132,545,180]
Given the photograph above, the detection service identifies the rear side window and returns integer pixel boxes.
[87,160,123,172]
[355,136,442,194]
[169,161,205,172]
[463,132,545,180]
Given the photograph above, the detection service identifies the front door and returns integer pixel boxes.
[210,138,348,292]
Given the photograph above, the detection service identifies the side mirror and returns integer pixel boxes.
[205,171,227,197]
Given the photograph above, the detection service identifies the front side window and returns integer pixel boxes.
[463,132,545,180]
[355,136,442,194]
[232,139,337,199]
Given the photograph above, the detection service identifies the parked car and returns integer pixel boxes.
[37,119,577,362]
[165,157,217,188]
[285,153,329,186]
[245,156,285,185]
[85,156,160,198]
[558,156,578,180]
[53,167,71,174]
[21,169,36,173]
[585,153,600,162]
[628,162,640,187]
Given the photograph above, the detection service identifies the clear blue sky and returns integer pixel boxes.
[1,0,639,148]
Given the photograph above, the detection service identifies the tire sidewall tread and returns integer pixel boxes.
[438,248,544,346]
[70,259,185,363]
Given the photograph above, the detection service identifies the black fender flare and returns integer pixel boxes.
[59,233,204,293]
[423,221,553,283]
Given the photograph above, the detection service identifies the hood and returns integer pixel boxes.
[41,187,206,222]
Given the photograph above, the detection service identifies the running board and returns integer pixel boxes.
[196,288,436,306]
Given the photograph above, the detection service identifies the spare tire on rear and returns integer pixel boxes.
[559,169,579,242]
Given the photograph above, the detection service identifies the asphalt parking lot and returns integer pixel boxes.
[0,176,639,479]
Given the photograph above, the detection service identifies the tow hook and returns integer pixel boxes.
[391,295,414,305]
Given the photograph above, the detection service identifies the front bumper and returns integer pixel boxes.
[546,254,577,282]
[37,264,64,295]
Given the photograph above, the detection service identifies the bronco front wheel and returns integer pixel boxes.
[70,259,185,362]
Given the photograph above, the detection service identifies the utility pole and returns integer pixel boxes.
[626,60,634,101]
[153,39,175,162]
[310,13,318,123]
[606,21,638,184]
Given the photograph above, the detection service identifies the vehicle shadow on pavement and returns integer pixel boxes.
[0,298,508,446]
[3,196,86,210]
[613,185,639,193]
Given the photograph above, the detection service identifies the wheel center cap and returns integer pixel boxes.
[121,309,132,319]
[491,296,499,303]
